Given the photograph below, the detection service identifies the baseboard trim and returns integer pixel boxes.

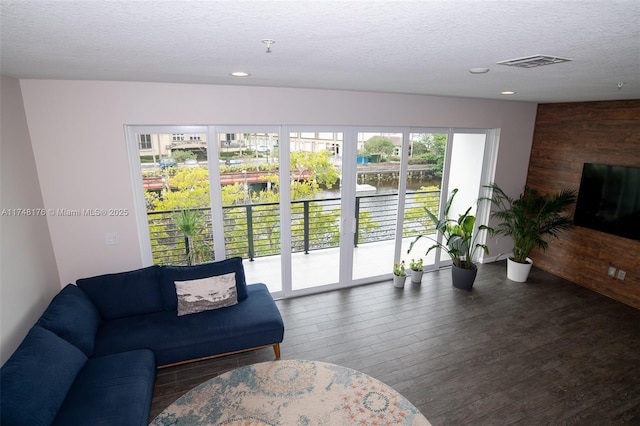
[482,253,512,263]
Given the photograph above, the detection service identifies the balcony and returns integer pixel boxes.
[148,190,440,292]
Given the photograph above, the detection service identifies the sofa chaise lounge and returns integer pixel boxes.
[0,257,285,425]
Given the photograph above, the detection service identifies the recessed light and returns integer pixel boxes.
[501,91,517,95]
[469,68,490,74]
[230,71,250,77]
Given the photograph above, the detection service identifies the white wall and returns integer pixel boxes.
[19,80,537,286]
[0,75,60,364]
[447,133,487,218]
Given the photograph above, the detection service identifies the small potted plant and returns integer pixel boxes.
[483,183,576,282]
[393,261,407,288]
[408,188,492,290]
[409,258,424,283]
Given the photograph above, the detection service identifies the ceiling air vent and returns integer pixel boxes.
[497,54,572,68]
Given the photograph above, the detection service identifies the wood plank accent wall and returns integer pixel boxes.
[527,99,640,309]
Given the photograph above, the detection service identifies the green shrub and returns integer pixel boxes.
[172,150,197,163]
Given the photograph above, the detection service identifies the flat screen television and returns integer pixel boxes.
[573,163,640,241]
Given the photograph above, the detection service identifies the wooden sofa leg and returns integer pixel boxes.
[273,343,281,359]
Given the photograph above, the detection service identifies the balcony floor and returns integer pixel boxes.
[243,235,440,296]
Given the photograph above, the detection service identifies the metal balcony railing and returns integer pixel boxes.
[147,190,440,265]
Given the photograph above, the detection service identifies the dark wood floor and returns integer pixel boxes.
[151,261,640,425]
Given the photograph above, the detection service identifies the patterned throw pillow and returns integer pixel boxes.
[174,272,238,316]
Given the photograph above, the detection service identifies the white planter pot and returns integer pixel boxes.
[507,257,533,282]
[410,269,424,283]
[393,275,407,288]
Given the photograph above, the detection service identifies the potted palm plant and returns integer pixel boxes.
[483,183,577,282]
[408,188,492,290]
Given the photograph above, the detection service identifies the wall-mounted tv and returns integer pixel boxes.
[573,163,640,241]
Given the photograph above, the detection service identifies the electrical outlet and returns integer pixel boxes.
[104,232,119,245]
[608,266,617,277]
[617,270,626,280]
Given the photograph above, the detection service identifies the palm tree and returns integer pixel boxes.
[174,209,204,265]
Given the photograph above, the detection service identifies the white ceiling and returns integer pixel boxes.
[1,0,639,103]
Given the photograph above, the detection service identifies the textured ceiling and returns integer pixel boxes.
[1,0,639,103]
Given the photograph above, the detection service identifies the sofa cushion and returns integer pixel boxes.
[0,325,87,426]
[175,272,238,316]
[92,284,284,366]
[37,284,100,356]
[76,265,163,320]
[159,257,248,311]
[53,350,156,426]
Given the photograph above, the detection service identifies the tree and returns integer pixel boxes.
[146,168,212,265]
[362,136,396,158]
[174,209,210,265]
[153,167,210,211]
[290,151,339,190]
[290,201,341,252]
[410,139,428,157]
[421,134,446,177]
[144,151,359,262]
[403,186,441,237]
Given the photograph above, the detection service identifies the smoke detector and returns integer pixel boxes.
[497,54,572,68]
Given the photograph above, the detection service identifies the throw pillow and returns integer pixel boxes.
[175,272,238,316]
[159,257,249,311]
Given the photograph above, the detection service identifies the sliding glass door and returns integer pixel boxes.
[400,132,449,272]
[212,128,283,295]
[128,125,495,298]
[350,131,405,282]
[288,131,344,292]
[129,126,213,266]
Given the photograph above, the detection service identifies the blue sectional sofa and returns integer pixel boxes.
[1,257,285,425]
